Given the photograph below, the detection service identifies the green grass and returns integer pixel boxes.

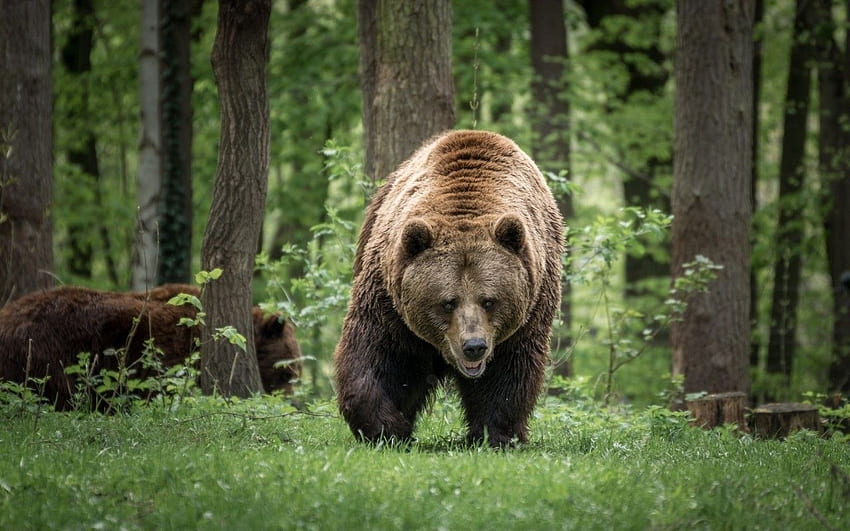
[0,393,848,530]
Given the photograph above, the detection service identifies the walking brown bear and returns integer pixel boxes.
[334,130,564,447]
[0,284,301,409]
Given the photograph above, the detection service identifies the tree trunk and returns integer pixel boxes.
[750,403,821,438]
[749,0,764,387]
[529,0,572,378]
[357,0,455,183]
[132,0,162,291]
[579,0,672,297]
[200,0,270,397]
[765,0,814,399]
[157,0,196,285]
[267,0,330,274]
[0,0,54,304]
[814,0,850,393]
[671,0,753,397]
[489,1,515,126]
[686,392,748,431]
[61,0,99,280]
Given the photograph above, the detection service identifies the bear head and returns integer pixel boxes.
[252,310,302,394]
[394,214,533,379]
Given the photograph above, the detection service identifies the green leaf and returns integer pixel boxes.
[168,293,202,310]
[215,326,247,352]
[195,268,223,284]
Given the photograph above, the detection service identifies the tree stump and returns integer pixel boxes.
[750,403,821,439]
[686,392,748,431]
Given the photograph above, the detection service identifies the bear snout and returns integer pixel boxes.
[462,337,488,361]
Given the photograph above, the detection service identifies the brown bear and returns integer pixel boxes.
[334,130,564,447]
[130,284,303,395]
[0,284,302,410]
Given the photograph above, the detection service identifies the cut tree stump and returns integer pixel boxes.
[686,392,748,431]
[750,403,821,439]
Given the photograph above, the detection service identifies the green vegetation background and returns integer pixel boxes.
[24,2,850,528]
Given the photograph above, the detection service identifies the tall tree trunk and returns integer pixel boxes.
[200,0,270,397]
[132,0,162,291]
[489,1,514,126]
[357,0,455,184]
[671,0,753,397]
[529,0,572,378]
[267,0,329,273]
[579,0,671,296]
[0,0,54,304]
[814,0,850,393]
[157,0,196,285]
[61,0,99,280]
[750,0,764,387]
[765,0,814,398]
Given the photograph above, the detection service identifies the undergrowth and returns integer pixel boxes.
[0,389,849,530]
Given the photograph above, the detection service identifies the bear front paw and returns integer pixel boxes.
[466,426,526,448]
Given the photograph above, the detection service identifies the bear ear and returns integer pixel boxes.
[494,214,525,254]
[259,313,285,338]
[401,219,433,259]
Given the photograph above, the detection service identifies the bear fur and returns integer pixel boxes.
[0,284,301,409]
[334,130,564,446]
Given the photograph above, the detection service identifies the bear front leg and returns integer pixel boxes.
[455,341,546,447]
[336,368,416,444]
[334,322,433,444]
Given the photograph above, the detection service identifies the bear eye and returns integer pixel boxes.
[440,299,457,312]
[481,299,496,311]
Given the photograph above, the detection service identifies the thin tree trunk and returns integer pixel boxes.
[0,0,54,304]
[579,0,672,297]
[199,0,270,397]
[750,0,764,388]
[62,0,119,286]
[529,0,572,378]
[158,0,195,285]
[765,0,814,398]
[62,0,98,279]
[358,0,455,184]
[814,0,850,393]
[267,0,330,274]
[671,0,753,397]
[489,2,514,126]
[132,0,162,291]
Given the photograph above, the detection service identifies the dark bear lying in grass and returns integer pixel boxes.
[0,284,301,409]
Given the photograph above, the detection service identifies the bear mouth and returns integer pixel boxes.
[458,358,486,378]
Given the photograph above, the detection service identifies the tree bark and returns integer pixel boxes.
[132,0,162,291]
[750,403,820,438]
[200,0,270,397]
[529,0,572,378]
[671,0,753,397]
[0,0,54,304]
[765,0,814,398]
[686,392,748,431]
[357,0,455,183]
[813,0,850,393]
[157,0,196,285]
[749,0,764,386]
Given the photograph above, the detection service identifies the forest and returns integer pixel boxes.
[2,0,850,410]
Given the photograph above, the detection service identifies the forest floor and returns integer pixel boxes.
[0,391,848,530]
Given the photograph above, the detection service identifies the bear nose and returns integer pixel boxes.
[462,338,488,361]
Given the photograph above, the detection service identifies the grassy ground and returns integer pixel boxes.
[0,391,848,530]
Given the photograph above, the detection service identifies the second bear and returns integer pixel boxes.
[0,284,301,409]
